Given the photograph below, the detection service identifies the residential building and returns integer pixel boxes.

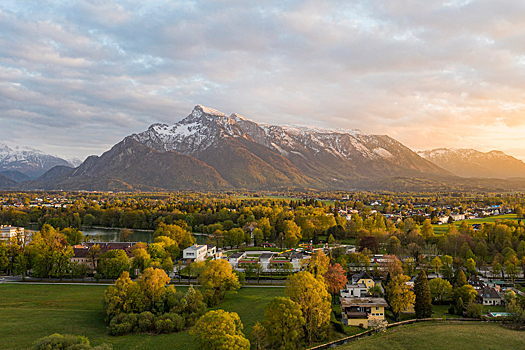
[0,225,24,242]
[351,270,375,290]
[183,244,208,262]
[340,297,388,328]
[478,286,503,306]
[340,283,368,298]
[228,252,246,268]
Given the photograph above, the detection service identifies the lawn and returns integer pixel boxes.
[0,284,283,350]
[432,214,519,236]
[339,322,525,350]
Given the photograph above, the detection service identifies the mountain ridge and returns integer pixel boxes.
[418,148,525,179]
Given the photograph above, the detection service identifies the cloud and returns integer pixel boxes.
[0,0,525,160]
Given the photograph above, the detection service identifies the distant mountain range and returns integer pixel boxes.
[418,148,525,179]
[0,143,74,180]
[3,106,525,192]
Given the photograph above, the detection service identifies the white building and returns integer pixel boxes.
[183,244,208,261]
[340,283,369,298]
[0,225,24,242]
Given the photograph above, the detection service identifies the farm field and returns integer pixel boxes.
[340,322,525,350]
[0,283,283,350]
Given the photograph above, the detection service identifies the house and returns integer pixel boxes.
[228,252,246,268]
[478,286,503,306]
[183,244,208,262]
[351,270,375,290]
[340,283,369,298]
[206,245,217,258]
[259,253,274,270]
[0,225,25,242]
[340,297,388,328]
[70,242,136,270]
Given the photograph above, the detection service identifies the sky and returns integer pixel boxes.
[1,0,525,161]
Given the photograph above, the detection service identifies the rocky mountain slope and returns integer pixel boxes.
[418,148,525,178]
[23,138,230,191]
[0,143,73,179]
[128,105,449,189]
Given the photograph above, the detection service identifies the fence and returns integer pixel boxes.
[307,318,485,350]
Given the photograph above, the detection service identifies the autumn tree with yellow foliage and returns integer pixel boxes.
[199,259,241,306]
[384,274,415,322]
[191,310,250,350]
[286,271,331,344]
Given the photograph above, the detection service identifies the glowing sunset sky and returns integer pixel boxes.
[1,1,525,160]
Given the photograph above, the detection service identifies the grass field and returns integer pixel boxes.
[0,284,283,350]
[340,322,525,350]
[432,214,519,236]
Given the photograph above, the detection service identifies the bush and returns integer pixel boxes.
[137,312,156,333]
[33,334,90,350]
[108,313,138,336]
[448,305,455,315]
[466,303,484,318]
[155,313,184,333]
[32,334,112,350]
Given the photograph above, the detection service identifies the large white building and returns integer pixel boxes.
[183,244,208,261]
[0,225,24,242]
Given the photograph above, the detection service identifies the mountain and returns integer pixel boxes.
[418,148,525,178]
[22,105,455,191]
[0,173,17,189]
[25,138,229,191]
[130,105,449,189]
[0,170,31,182]
[0,143,74,179]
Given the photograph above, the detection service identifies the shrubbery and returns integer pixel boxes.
[104,268,206,335]
[32,334,111,350]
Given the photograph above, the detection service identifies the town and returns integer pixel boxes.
[1,190,525,349]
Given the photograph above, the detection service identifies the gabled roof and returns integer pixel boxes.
[352,270,372,282]
[479,286,502,300]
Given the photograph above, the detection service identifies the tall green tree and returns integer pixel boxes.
[414,270,433,318]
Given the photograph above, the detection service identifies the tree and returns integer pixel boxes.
[61,228,84,246]
[132,248,151,273]
[88,244,101,272]
[421,220,435,239]
[414,270,432,318]
[251,322,267,350]
[454,285,478,305]
[13,253,29,281]
[456,269,467,288]
[103,271,145,322]
[465,258,477,276]
[285,271,331,344]
[385,274,416,322]
[306,250,330,280]
[324,264,348,301]
[199,259,240,306]
[403,257,416,276]
[263,297,305,350]
[0,241,9,272]
[136,267,171,310]
[428,278,453,304]
[327,234,335,244]
[191,310,250,350]
[431,256,442,277]
[154,223,195,249]
[253,228,264,247]
[283,220,301,248]
[99,249,130,280]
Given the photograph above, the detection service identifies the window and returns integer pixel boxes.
[376,307,379,311]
